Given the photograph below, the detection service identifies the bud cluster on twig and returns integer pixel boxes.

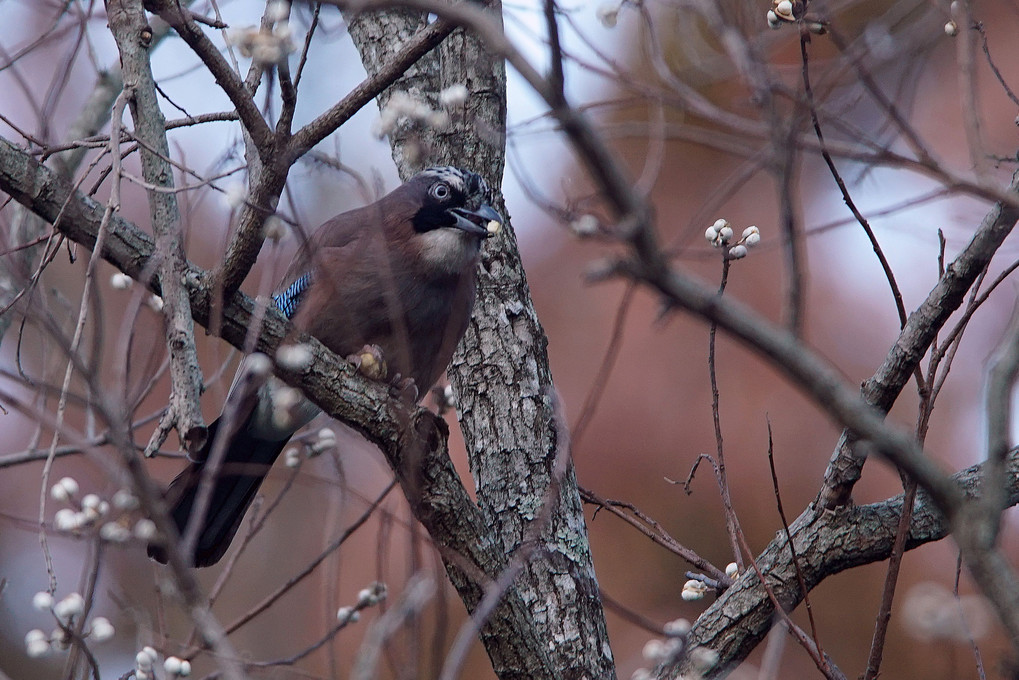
[24,590,114,659]
[224,1,296,66]
[765,0,826,34]
[704,219,761,260]
[135,645,192,680]
[629,617,718,679]
[283,427,338,468]
[336,581,388,626]
[49,477,157,546]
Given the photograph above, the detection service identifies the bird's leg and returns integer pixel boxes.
[346,344,388,380]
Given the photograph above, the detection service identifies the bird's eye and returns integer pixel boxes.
[430,182,451,201]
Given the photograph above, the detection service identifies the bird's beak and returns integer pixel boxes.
[449,203,503,238]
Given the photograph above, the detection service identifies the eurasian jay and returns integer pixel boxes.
[149,166,502,567]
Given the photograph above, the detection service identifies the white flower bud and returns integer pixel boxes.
[54,508,77,531]
[55,477,79,501]
[223,181,246,209]
[134,519,157,540]
[245,352,272,377]
[712,218,729,230]
[276,343,313,370]
[143,646,158,662]
[54,593,85,622]
[681,579,708,601]
[690,646,720,671]
[774,0,794,20]
[82,494,101,511]
[50,483,70,503]
[631,670,652,680]
[251,40,283,65]
[32,591,54,611]
[318,428,337,445]
[136,650,154,671]
[664,618,691,636]
[110,272,132,290]
[99,522,130,542]
[178,660,192,677]
[284,448,301,468]
[25,628,47,645]
[357,588,377,606]
[704,226,718,243]
[25,629,50,658]
[439,84,469,107]
[337,606,357,624]
[274,22,293,42]
[728,245,748,260]
[944,20,958,36]
[264,216,289,241]
[164,656,183,675]
[725,562,739,578]
[271,386,304,430]
[89,617,115,642]
[718,226,734,244]
[112,489,139,510]
[767,10,781,28]
[147,295,164,312]
[571,214,600,237]
[642,639,667,662]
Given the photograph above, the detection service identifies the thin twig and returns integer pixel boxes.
[766,420,825,666]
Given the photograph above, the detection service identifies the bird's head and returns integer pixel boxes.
[410,166,502,237]
[401,166,503,273]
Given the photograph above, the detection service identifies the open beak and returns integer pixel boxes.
[449,203,503,238]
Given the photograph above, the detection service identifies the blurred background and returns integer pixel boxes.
[2,0,1019,678]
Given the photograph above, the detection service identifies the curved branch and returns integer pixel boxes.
[673,452,1019,676]
[0,133,559,680]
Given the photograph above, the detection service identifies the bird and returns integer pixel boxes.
[148,166,502,567]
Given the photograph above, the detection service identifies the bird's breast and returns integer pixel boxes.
[292,252,478,391]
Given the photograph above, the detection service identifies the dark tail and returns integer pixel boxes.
[148,416,290,567]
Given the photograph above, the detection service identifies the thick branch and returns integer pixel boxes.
[674,451,1019,677]
[108,0,206,452]
[0,133,559,680]
[818,169,1019,507]
[144,0,273,152]
[345,3,615,678]
[289,17,455,158]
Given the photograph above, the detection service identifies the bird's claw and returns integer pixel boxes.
[346,344,388,380]
[389,374,419,403]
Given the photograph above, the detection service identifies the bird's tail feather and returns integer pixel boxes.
[147,416,290,567]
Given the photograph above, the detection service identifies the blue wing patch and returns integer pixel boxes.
[273,273,312,319]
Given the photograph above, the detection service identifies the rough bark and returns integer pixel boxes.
[0,132,560,679]
[7,129,1019,679]
[107,0,207,452]
[346,6,615,679]
[673,452,1019,677]
[816,170,1019,508]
